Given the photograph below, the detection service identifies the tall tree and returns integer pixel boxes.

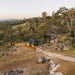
[68,8,75,27]
[57,7,68,25]
[42,11,47,22]
[3,25,16,46]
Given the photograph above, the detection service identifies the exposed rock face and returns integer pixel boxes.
[49,60,63,75]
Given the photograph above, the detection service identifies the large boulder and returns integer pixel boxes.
[16,68,26,74]
[49,60,63,75]
[37,56,50,63]
[0,72,3,75]
[9,69,16,75]
[4,73,8,75]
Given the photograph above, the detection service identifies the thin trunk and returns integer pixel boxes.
[71,18,73,27]
[11,41,13,46]
[62,19,64,25]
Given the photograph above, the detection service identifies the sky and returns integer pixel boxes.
[0,0,75,19]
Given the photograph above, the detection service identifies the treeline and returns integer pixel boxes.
[0,7,75,47]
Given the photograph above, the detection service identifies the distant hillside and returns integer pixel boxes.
[0,19,25,26]
[0,19,22,22]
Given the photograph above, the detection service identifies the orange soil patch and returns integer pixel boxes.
[23,44,36,52]
[15,43,36,52]
[15,43,26,46]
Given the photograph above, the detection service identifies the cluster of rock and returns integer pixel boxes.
[56,43,73,51]
[37,57,63,75]
[44,37,73,51]
[0,68,26,75]
[0,46,22,58]
[49,60,63,75]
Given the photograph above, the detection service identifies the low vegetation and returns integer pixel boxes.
[0,46,75,75]
[0,7,75,75]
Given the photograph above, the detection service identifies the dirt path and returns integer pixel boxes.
[37,48,75,62]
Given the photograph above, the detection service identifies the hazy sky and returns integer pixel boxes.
[0,0,75,19]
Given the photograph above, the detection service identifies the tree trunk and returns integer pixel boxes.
[71,18,73,27]
[11,41,13,46]
[62,19,64,25]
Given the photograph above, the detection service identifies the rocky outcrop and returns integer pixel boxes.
[49,60,63,75]
[0,68,26,75]
[0,46,22,58]
[48,37,74,51]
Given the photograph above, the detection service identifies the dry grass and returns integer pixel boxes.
[12,23,26,29]
[0,46,49,75]
[0,43,75,75]
[53,59,75,75]
[50,50,75,57]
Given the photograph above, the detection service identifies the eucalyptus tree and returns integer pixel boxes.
[56,7,68,25]
[67,8,75,26]
[42,11,47,22]
[3,25,17,46]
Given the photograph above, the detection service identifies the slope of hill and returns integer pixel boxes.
[12,23,26,29]
[0,44,75,75]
